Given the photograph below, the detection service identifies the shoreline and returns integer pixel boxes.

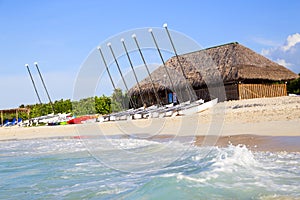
[0,132,299,152]
[0,96,299,151]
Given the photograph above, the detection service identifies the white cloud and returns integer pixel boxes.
[282,33,300,52]
[261,48,270,56]
[275,58,292,67]
[260,33,300,73]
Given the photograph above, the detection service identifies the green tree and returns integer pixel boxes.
[72,97,96,116]
[12,94,114,121]
[53,99,72,114]
[111,88,130,112]
[287,73,300,94]
[95,96,111,114]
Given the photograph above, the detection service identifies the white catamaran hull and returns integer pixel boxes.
[178,98,218,116]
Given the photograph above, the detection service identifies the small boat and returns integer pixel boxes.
[178,98,218,116]
[67,115,94,124]
[97,99,218,122]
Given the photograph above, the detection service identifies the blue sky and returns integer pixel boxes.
[0,0,299,109]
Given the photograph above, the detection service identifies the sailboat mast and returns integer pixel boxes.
[25,64,42,104]
[163,23,195,101]
[121,38,145,106]
[97,46,117,90]
[107,43,136,109]
[132,34,161,106]
[148,29,177,100]
[34,62,54,113]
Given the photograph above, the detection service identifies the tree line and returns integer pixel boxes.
[287,73,300,94]
[2,76,299,121]
[2,89,129,120]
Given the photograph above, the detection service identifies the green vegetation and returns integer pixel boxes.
[111,88,130,112]
[287,73,300,94]
[1,89,130,121]
[72,96,111,116]
[95,96,111,115]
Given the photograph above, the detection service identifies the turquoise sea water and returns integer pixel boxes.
[0,137,299,200]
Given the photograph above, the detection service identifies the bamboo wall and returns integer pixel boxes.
[194,83,287,101]
[136,83,287,105]
[238,84,287,100]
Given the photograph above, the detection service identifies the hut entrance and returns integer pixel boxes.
[167,92,177,104]
[132,88,178,107]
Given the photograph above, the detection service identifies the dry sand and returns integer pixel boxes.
[1,96,299,151]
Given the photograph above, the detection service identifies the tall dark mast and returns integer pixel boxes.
[148,28,176,98]
[163,23,194,101]
[25,64,42,104]
[97,46,117,91]
[132,34,161,106]
[34,62,54,113]
[107,43,136,109]
[121,38,145,106]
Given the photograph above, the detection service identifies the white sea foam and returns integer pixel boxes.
[0,139,299,199]
[211,145,260,172]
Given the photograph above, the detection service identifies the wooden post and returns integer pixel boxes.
[1,111,3,126]
[16,109,18,125]
[27,109,30,121]
[284,83,287,96]
[238,84,242,99]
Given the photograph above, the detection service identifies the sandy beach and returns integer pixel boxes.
[1,96,299,151]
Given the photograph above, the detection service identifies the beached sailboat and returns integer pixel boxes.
[96,24,219,123]
[98,98,217,122]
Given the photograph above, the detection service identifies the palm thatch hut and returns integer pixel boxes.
[129,42,298,106]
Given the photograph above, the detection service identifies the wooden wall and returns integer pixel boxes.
[194,83,287,101]
[225,84,239,100]
[238,84,287,99]
[138,83,288,105]
[194,85,238,101]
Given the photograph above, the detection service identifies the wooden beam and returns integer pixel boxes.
[1,111,3,126]
[16,110,18,125]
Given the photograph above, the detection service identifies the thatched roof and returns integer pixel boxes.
[0,108,30,114]
[129,42,298,95]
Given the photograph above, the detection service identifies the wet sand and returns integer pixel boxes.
[194,135,300,152]
[142,134,300,152]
